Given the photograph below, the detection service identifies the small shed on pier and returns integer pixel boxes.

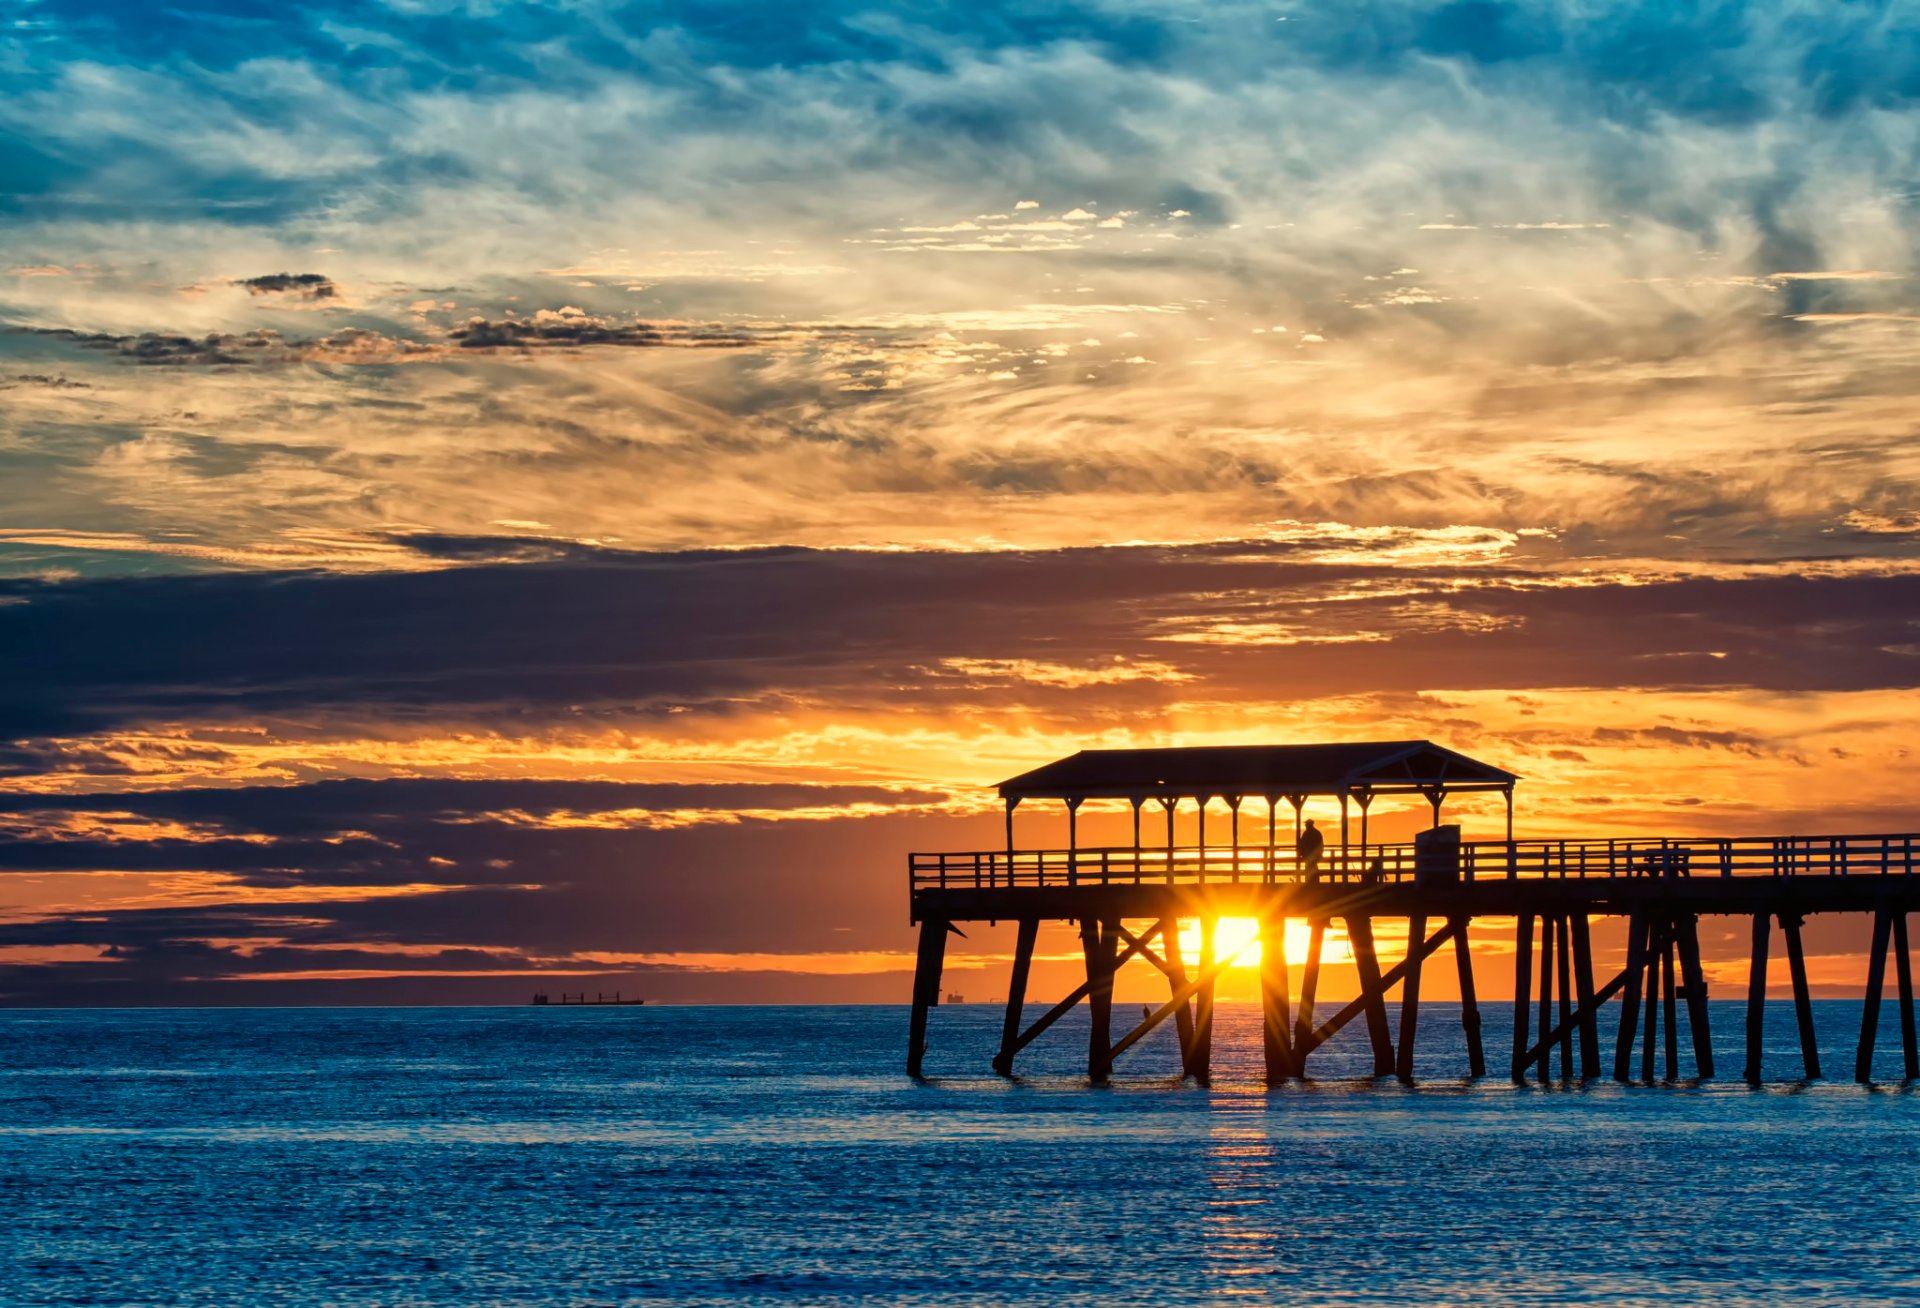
[996,740,1519,855]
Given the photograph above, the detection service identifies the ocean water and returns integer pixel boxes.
[4,1002,1920,1306]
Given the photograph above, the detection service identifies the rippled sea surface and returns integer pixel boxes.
[5,1001,1920,1306]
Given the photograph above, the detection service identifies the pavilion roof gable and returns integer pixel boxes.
[995,740,1517,803]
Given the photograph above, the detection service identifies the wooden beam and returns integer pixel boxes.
[1084,918,1116,1084]
[1536,911,1555,1084]
[1613,909,1648,1083]
[1555,914,1575,1082]
[1660,929,1679,1082]
[1781,911,1821,1080]
[1514,966,1630,1069]
[1452,916,1486,1078]
[1641,918,1663,1084]
[1292,919,1326,1074]
[1006,925,1163,1059]
[1897,912,1918,1083]
[1347,915,1395,1077]
[1855,904,1893,1085]
[1743,911,1769,1086]
[1106,932,1257,1066]
[1396,914,1427,1084]
[1674,913,1714,1079]
[1161,916,1196,1071]
[1260,915,1293,1083]
[992,917,1040,1076]
[1512,912,1535,1086]
[1115,923,1176,979]
[1569,913,1599,1080]
[906,916,948,1078]
[1192,915,1218,1083]
[1297,920,1459,1059]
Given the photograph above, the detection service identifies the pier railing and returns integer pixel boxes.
[908,833,1920,891]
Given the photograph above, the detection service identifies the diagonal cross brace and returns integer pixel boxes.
[1006,920,1168,1059]
[1115,925,1182,982]
[1106,932,1258,1066]
[1511,966,1630,1075]
[1295,919,1460,1060]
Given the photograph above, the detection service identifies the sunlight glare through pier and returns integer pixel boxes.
[1177,917,1356,969]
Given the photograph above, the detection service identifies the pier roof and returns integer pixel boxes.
[996,740,1516,803]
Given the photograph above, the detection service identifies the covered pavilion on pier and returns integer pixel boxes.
[996,739,1519,883]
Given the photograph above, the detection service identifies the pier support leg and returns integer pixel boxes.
[1554,916,1575,1080]
[1085,918,1120,1084]
[1896,913,1918,1082]
[1744,911,1770,1086]
[1348,916,1395,1077]
[1396,914,1426,1084]
[1570,914,1599,1080]
[1641,919,1662,1084]
[1191,916,1217,1083]
[1536,912,1555,1084]
[1661,930,1679,1082]
[1453,917,1486,1078]
[1512,913,1535,1084]
[1613,910,1648,1083]
[1856,905,1893,1085]
[993,918,1039,1076]
[1675,913,1713,1079]
[1260,915,1292,1084]
[1164,917,1196,1073]
[907,917,948,1078]
[1292,920,1325,1076]
[1781,912,1821,1080]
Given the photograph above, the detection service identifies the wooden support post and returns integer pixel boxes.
[1536,912,1555,1084]
[1105,931,1260,1066]
[1002,927,1165,1060]
[1744,911,1769,1086]
[1555,915,1575,1082]
[1855,905,1893,1084]
[1512,912,1535,1084]
[1613,910,1648,1082]
[1514,966,1631,1069]
[1260,915,1292,1083]
[1781,911,1821,1079]
[993,917,1039,1075]
[1163,917,1196,1070]
[1296,921,1459,1060]
[1896,913,1918,1082]
[1396,914,1427,1084]
[1661,931,1679,1082]
[1347,915,1395,1077]
[1674,913,1714,1079]
[1641,918,1662,1083]
[1084,918,1118,1084]
[1292,919,1325,1075]
[1192,915,1217,1083]
[1570,914,1599,1080]
[906,917,948,1078]
[1452,917,1486,1077]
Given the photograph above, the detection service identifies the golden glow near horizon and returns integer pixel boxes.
[1175,917,1360,971]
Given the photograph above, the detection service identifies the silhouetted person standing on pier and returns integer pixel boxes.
[1297,818,1325,880]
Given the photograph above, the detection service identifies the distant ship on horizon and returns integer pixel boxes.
[532,991,646,1006]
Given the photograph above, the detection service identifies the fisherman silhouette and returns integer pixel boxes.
[1297,818,1325,880]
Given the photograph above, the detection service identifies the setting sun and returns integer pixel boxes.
[1175,917,1356,969]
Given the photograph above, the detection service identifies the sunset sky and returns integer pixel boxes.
[3,0,1919,1006]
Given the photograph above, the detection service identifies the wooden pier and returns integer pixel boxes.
[905,741,1920,1085]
